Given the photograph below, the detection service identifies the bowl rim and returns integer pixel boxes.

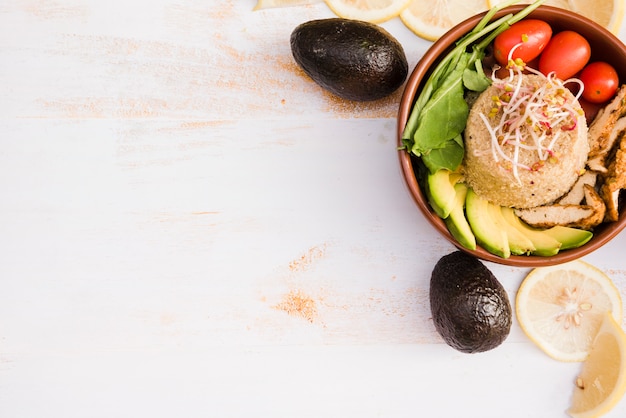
[397,5,626,267]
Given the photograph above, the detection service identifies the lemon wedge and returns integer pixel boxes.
[400,0,489,41]
[567,311,626,418]
[324,0,412,23]
[516,260,623,362]
[487,0,625,34]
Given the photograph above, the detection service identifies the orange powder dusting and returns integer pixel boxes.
[288,244,326,272]
[23,1,88,20]
[605,268,626,276]
[279,57,307,77]
[284,54,403,118]
[274,289,317,323]
[321,89,403,118]
[160,120,228,133]
[42,97,169,119]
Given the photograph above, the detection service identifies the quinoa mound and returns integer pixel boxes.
[463,74,589,208]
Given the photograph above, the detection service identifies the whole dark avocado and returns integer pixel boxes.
[430,251,512,353]
[290,18,408,101]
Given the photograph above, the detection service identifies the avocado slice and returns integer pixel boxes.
[466,189,510,258]
[444,183,476,250]
[490,204,535,255]
[543,226,593,250]
[426,169,462,219]
[500,207,562,256]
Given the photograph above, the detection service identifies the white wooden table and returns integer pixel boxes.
[1,1,625,417]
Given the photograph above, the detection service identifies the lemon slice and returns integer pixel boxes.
[567,312,626,418]
[324,0,412,23]
[516,260,623,362]
[400,0,490,41]
[487,0,625,34]
[254,0,323,9]
[569,0,625,33]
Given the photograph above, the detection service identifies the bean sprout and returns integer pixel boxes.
[479,43,584,183]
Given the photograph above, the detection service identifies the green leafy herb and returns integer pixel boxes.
[421,134,464,173]
[463,56,492,92]
[410,53,470,155]
[401,0,546,173]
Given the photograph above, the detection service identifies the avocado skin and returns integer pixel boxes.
[290,18,408,101]
[430,251,512,353]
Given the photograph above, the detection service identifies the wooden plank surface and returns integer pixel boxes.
[1,1,626,417]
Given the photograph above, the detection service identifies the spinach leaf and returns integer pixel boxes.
[463,56,492,92]
[410,53,470,156]
[421,134,465,173]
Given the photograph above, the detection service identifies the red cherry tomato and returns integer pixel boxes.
[538,31,591,80]
[493,19,552,66]
[579,61,620,103]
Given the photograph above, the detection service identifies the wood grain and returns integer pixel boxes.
[1,1,625,417]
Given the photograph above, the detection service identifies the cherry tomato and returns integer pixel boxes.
[579,61,619,103]
[493,19,552,66]
[538,31,591,80]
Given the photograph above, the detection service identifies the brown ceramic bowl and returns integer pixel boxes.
[397,5,626,267]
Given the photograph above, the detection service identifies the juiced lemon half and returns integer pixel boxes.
[324,0,412,23]
[516,260,622,362]
[400,0,489,41]
[567,311,626,418]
